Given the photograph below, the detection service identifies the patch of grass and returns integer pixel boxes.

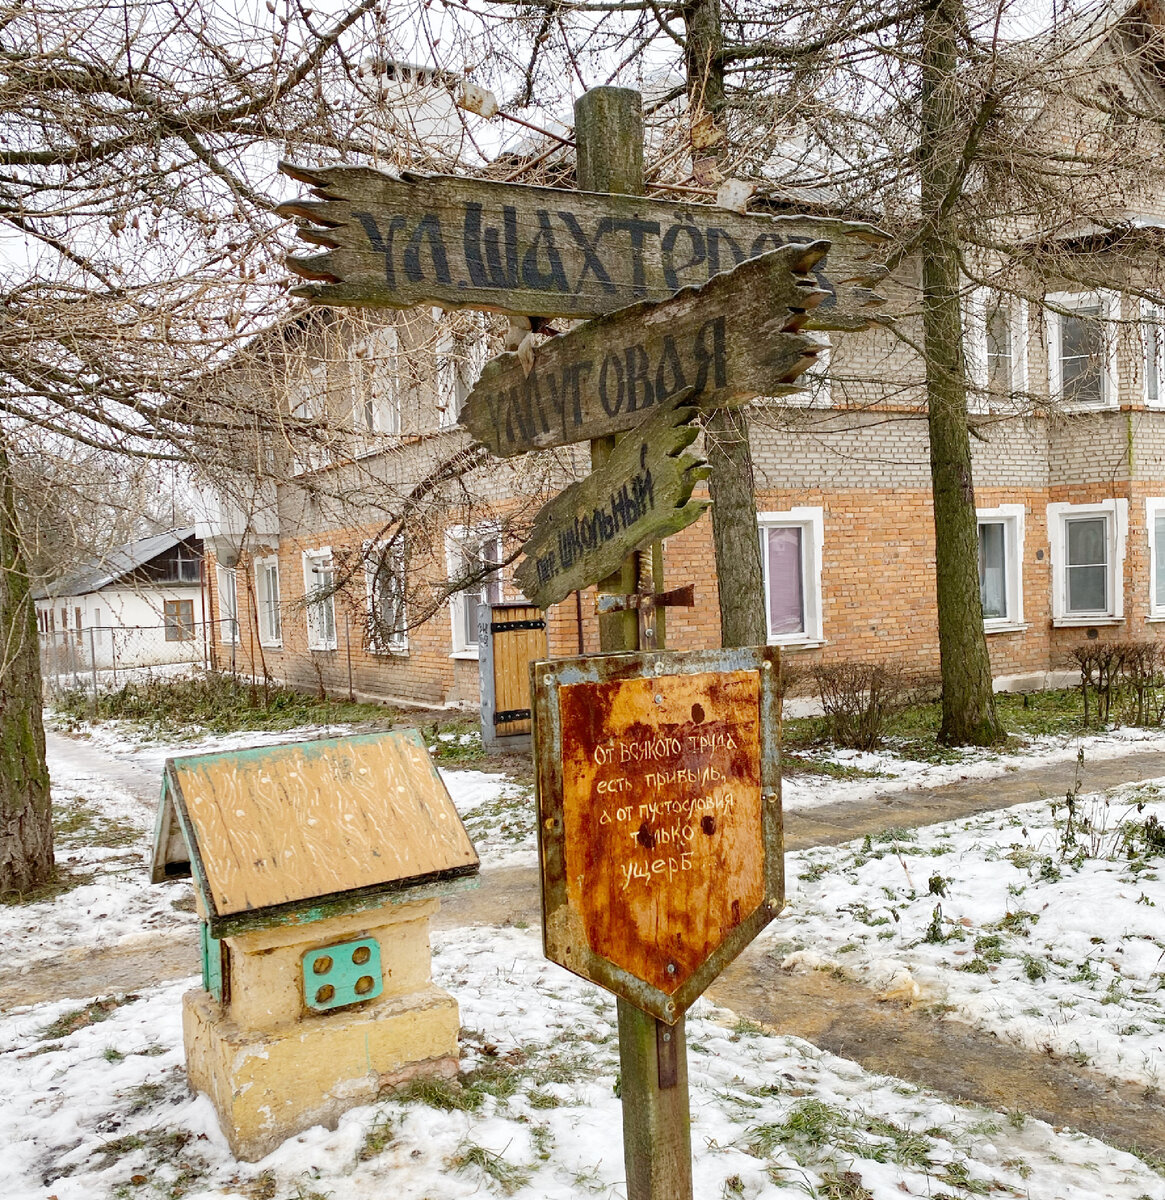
[0,864,96,906]
[39,994,139,1040]
[746,1101,933,1170]
[358,1115,397,1161]
[449,1141,531,1195]
[820,1171,874,1200]
[1023,955,1048,982]
[56,672,399,737]
[461,786,534,848]
[54,795,140,849]
[782,686,1087,762]
[780,754,890,781]
[973,934,1004,962]
[238,1171,277,1199]
[935,1160,990,1195]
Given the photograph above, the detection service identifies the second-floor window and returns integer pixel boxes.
[1046,291,1118,409]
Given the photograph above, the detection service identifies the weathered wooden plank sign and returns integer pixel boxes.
[533,645,783,1024]
[160,730,480,937]
[460,243,827,458]
[513,396,709,609]
[277,162,886,330]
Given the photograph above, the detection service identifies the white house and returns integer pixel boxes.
[33,528,209,671]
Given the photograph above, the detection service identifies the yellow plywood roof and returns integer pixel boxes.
[164,730,479,926]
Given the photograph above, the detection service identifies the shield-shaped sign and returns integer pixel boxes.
[532,645,783,1023]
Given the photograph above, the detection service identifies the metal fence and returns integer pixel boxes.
[38,622,217,702]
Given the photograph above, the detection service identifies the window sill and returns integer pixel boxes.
[371,646,410,658]
[1144,615,1165,623]
[984,622,1028,635]
[450,649,479,661]
[1056,400,1119,415]
[308,645,338,652]
[259,641,283,650]
[766,638,825,650]
[1051,616,1123,628]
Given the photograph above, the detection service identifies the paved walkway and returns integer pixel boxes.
[16,731,1165,1163]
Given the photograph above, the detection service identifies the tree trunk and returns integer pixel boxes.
[919,0,1006,746]
[684,0,768,650]
[0,435,54,894]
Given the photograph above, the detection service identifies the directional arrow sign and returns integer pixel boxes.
[277,162,886,330]
[514,395,708,610]
[460,242,828,459]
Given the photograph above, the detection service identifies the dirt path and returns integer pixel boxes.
[708,951,1165,1160]
[19,732,1165,1166]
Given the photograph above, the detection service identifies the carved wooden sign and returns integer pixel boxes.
[460,243,827,459]
[533,646,783,1024]
[277,162,886,330]
[513,396,709,609]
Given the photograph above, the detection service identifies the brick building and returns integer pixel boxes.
[196,5,1165,709]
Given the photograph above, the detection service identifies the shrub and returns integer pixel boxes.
[811,661,930,751]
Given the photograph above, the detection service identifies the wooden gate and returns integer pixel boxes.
[477,603,547,749]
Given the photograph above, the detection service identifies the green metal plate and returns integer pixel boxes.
[200,921,224,1002]
[302,938,383,1012]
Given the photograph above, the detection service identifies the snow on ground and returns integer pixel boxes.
[782,725,1165,811]
[2,926,1162,1200]
[772,778,1165,1088]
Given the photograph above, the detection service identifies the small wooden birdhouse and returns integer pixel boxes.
[151,729,479,1161]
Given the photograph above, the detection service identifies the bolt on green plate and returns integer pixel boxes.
[302,938,383,1012]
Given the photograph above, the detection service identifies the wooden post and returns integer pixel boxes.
[574,85,694,1200]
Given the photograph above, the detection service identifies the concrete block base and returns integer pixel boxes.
[183,984,461,1161]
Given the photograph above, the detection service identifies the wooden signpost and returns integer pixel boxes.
[512,395,709,609]
[277,162,886,330]
[459,242,828,459]
[275,82,885,1200]
[532,645,783,1024]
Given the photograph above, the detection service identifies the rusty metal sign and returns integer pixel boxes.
[532,646,783,1023]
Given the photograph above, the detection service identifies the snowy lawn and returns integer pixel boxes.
[2,926,1163,1200]
[773,777,1165,1088]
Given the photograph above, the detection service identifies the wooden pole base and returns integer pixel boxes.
[617,999,693,1200]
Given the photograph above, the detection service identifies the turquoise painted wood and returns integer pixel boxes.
[302,938,383,1012]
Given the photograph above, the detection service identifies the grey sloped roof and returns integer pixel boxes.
[33,528,198,600]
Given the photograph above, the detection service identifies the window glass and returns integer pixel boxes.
[985,305,1012,395]
[461,538,501,648]
[370,548,407,650]
[765,526,805,636]
[1155,515,1165,610]
[306,554,336,648]
[257,561,281,644]
[218,568,238,642]
[164,599,194,641]
[1065,516,1108,612]
[978,522,1007,619]
[1061,305,1104,406]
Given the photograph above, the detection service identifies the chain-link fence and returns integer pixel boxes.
[39,621,216,702]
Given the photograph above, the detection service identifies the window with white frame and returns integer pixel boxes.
[1142,300,1165,409]
[446,527,503,655]
[1145,499,1165,617]
[1046,290,1118,409]
[757,508,824,645]
[966,291,1028,407]
[436,311,488,428]
[365,539,408,653]
[349,326,401,436]
[302,548,338,650]
[254,555,282,646]
[1048,500,1127,623]
[977,504,1025,630]
[216,566,239,643]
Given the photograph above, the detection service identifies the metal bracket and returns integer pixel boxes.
[490,619,546,633]
[596,584,695,614]
[494,708,532,724]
